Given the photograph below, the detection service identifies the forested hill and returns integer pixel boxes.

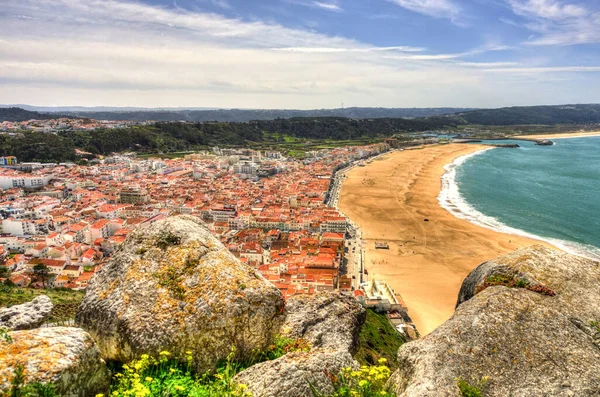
[42,107,475,122]
[0,107,66,122]
[4,104,600,125]
[453,104,600,125]
[0,117,459,162]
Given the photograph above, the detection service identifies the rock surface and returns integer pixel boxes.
[281,291,366,353]
[236,349,356,397]
[75,215,285,372]
[389,245,600,396]
[0,327,110,396]
[0,295,53,331]
[235,292,366,397]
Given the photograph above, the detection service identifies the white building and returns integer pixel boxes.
[2,218,47,236]
[0,174,52,190]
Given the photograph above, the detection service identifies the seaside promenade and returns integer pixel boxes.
[337,143,547,335]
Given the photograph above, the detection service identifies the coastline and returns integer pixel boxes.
[338,143,552,336]
[439,147,600,262]
[517,131,600,140]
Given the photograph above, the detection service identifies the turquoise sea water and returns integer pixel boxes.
[439,137,600,260]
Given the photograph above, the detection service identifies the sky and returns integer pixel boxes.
[0,0,599,109]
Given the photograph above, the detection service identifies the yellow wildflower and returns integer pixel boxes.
[378,358,387,364]
[170,368,176,373]
[159,351,171,356]
[145,377,153,382]
[174,385,185,391]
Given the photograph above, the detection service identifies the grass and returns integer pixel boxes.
[0,285,85,323]
[475,274,556,297]
[456,377,488,397]
[354,310,405,370]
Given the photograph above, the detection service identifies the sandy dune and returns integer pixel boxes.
[338,143,550,335]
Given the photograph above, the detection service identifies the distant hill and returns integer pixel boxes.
[12,107,476,122]
[0,107,65,122]
[453,104,600,125]
[4,104,600,125]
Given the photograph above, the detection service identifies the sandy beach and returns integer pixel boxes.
[518,131,600,139]
[338,143,550,336]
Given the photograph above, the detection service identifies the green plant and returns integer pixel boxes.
[234,335,311,371]
[154,267,186,300]
[310,358,395,397]
[155,231,182,250]
[456,376,488,397]
[0,327,12,343]
[354,310,405,369]
[264,335,310,360]
[21,383,58,397]
[6,365,58,397]
[108,349,251,397]
[9,364,27,397]
[591,320,600,333]
[476,274,555,297]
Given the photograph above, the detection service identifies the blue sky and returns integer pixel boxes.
[0,0,599,108]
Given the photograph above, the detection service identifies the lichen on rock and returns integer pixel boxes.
[389,245,600,396]
[0,295,53,331]
[75,215,285,373]
[281,291,366,353]
[235,292,366,397]
[0,327,110,396]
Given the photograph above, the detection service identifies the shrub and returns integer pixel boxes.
[6,365,58,397]
[108,350,251,397]
[456,376,488,397]
[107,337,309,397]
[311,358,396,397]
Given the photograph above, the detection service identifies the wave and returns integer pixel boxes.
[438,148,600,261]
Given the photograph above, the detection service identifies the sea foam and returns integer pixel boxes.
[438,148,600,261]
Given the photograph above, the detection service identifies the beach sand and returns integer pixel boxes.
[338,143,551,336]
[518,131,600,139]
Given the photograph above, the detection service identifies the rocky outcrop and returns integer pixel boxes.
[235,349,356,397]
[0,295,53,331]
[75,215,285,373]
[235,292,366,397]
[389,245,600,396]
[280,291,366,353]
[0,327,110,396]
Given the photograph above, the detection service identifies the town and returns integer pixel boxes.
[0,140,417,338]
[0,117,149,133]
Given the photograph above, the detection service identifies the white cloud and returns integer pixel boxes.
[271,46,426,53]
[0,0,597,108]
[484,66,600,73]
[386,0,460,21]
[312,1,343,11]
[285,0,343,12]
[506,0,600,45]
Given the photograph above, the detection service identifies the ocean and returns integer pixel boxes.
[439,136,600,260]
